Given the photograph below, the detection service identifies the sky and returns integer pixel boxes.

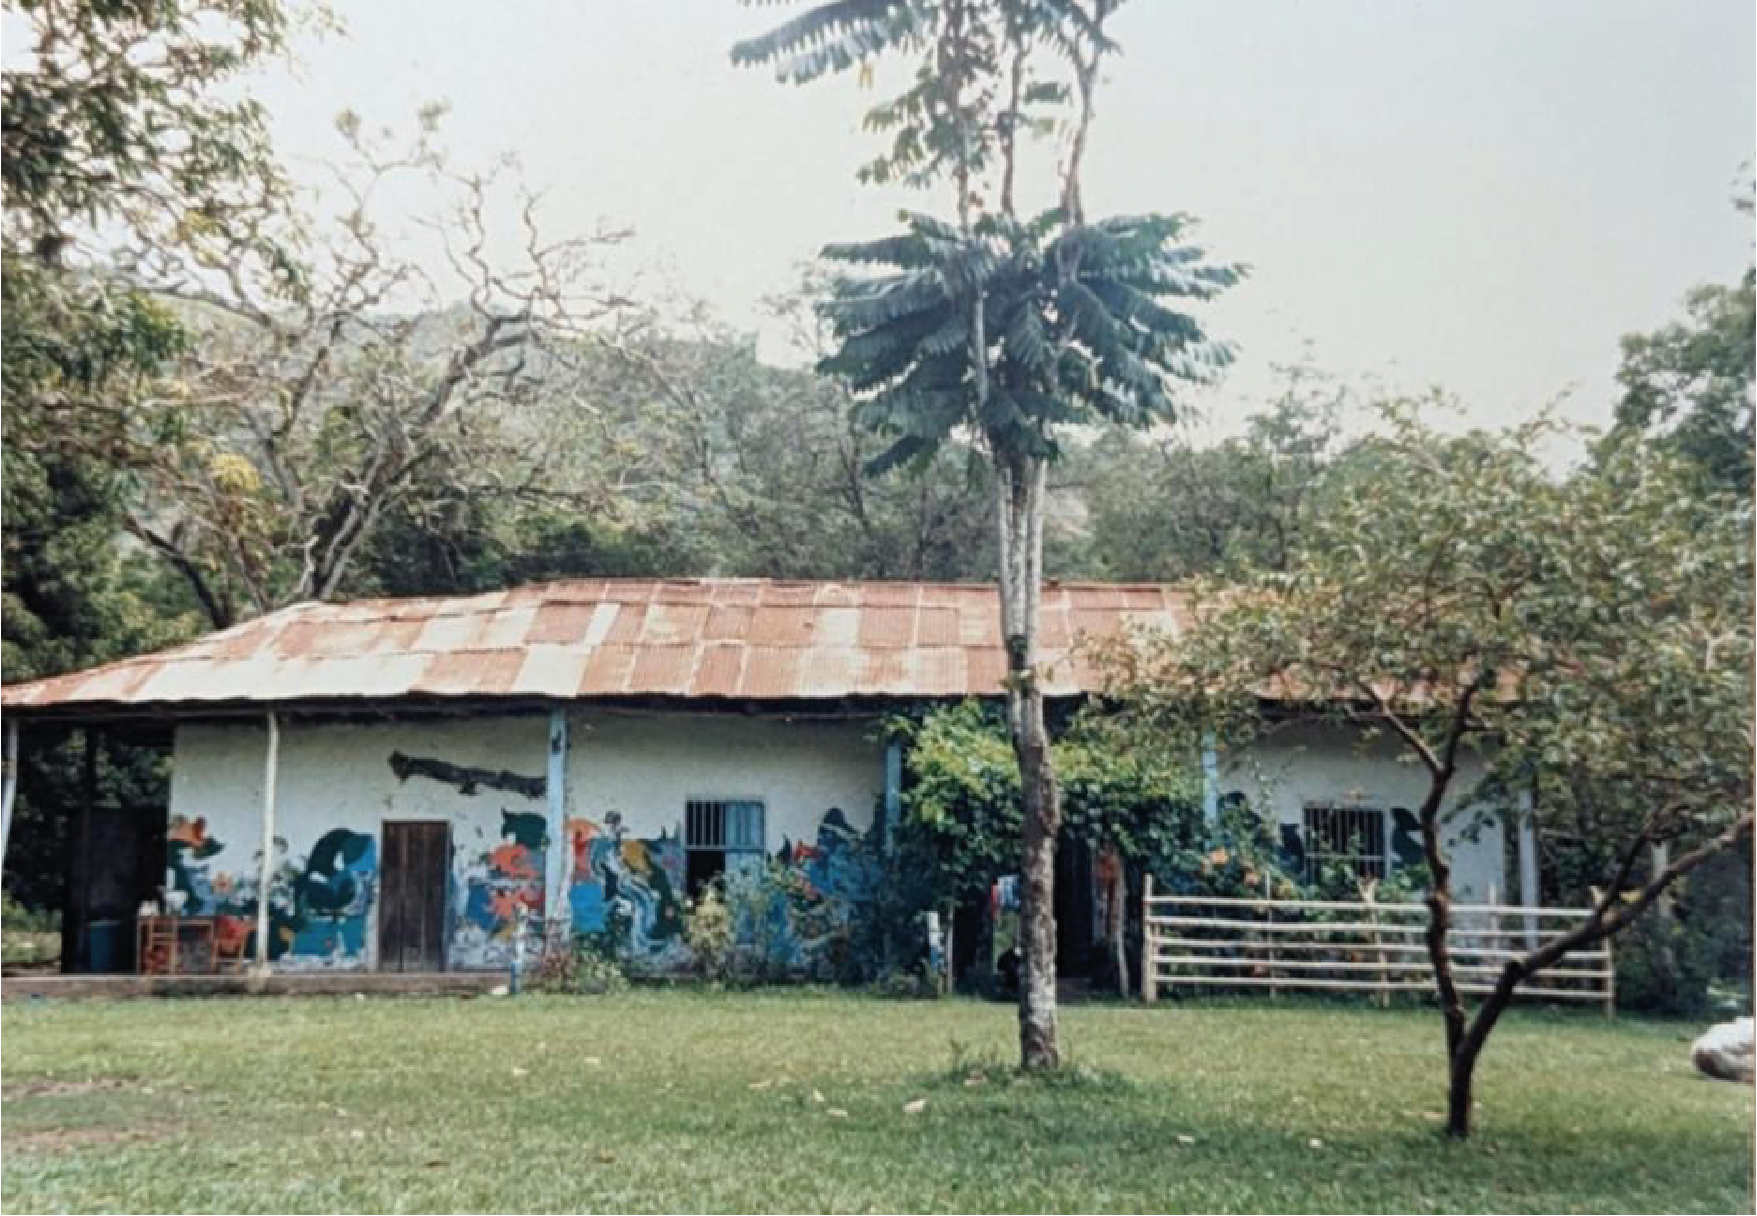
[35,2,1757,442]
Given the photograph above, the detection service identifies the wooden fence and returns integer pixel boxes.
[1141,876,1614,1015]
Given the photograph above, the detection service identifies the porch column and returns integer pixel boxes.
[1517,787,1540,949]
[1,716,18,865]
[254,712,280,975]
[1200,731,1220,825]
[883,738,902,853]
[544,708,569,929]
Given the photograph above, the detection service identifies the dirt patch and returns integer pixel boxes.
[3,1078,131,1099]
[6,1124,172,1151]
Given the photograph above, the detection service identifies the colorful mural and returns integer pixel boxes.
[164,816,377,969]
[564,811,688,970]
[454,809,548,968]
[768,806,878,972]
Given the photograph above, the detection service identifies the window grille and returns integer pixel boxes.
[683,799,765,895]
[1302,804,1387,880]
[685,800,765,852]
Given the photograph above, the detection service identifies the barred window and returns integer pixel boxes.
[1303,804,1387,881]
[684,799,765,896]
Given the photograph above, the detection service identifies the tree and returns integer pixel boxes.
[589,284,1000,582]
[736,0,1241,1068]
[114,112,634,627]
[3,0,302,652]
[892,700,1200,994]
[1609,259,1754,496]
[1099,406,1754,1138]
[1074,370,1345,580]
[2,0,305,899]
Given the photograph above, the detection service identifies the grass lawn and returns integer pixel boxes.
[1,990,1750,1213]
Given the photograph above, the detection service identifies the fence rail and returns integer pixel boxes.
[1141,876,1613,1015]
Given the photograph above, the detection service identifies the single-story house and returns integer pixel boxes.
[0,578,1533,977]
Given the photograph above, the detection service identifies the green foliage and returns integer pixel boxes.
[1075,370,1348,580]
[531,928,631,995]
[1102,404,1754,986]
[3,0,298,282]
[731,1,931,87]
[0,893,59,934]
[820,210,1242,472]
[1610,248,1754,496]
[1613,909,1715,1019]
[893,701,1201,908]
[683,882,737,983]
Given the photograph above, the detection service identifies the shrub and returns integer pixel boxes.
[531,926,630,995]
[683,881,735,982]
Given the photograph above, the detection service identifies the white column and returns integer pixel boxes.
[544,709,570,931]
[883,739,903,852]
[254,712,280,975]
[1517,787,1540,949]
[1200,731,1220,824]
[1,716,18,866]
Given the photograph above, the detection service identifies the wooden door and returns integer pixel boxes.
[378,821,449,972]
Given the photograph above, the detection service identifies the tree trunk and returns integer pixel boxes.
[997,452,1061,1071]
[1016,686,1060,1068]
[1446,961,1521,1137]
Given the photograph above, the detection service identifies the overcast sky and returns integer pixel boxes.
[84,2,1757,439]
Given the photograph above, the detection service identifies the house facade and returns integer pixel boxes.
[1,578,1526,976]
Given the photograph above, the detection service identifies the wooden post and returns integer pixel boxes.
[1263,871,1277,1000]
[254,712,280,976]
[1110,859,1129,1001]
[1141,872,1157,1004]
[944,902,955,995]
[1599,887,1616,1020]
[1363,879,1389,1009]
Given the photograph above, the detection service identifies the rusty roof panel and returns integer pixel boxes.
[747,606,816,647]
[412,612,488,655]
[689,643,747,697]
[859,582,921,608]
[1,579,1196,712]
[908,649,967,697]
[601,604,645,646]
[526,601,598,646]
[514,646,592,699]
[916,607,960,647]
[579,643,637,696]
[414,649,524,696]
[965,646,1007,693]
[704,604,754,641]
[857,607,915,650]
[628,645,699,694]
[813,607,861,649]
[642,603,709,647]
[739,646,803,698]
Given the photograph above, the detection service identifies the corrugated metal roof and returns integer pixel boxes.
[0,578,1191,714]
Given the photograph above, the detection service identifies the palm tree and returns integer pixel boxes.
[737,0,1241,1069]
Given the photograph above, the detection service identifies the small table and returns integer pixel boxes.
[137,915,217,975]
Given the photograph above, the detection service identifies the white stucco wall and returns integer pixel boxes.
[563,709,885,849]
[1221,721,1508,902]
[168,715,550,971]
[166,709,888,973]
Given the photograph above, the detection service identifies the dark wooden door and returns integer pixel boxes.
[378,821,449,972]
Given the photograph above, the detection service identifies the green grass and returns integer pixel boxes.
[2,990,1750,1213]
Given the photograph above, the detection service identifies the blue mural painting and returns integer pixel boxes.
[454,809,548,968]
[565,812,687,969]
[164,815,378,968]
